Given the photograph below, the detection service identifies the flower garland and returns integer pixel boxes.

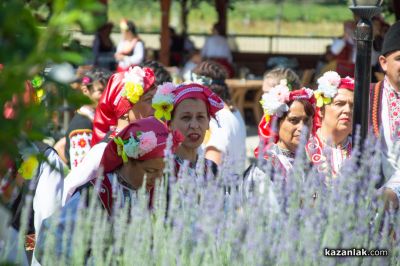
[122,66,146,104]
[114,131,158,163]
[259,79,291,123]
[315,71,342,107]
[151,82,176,121]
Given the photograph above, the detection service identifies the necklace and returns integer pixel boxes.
[277,146,295,159]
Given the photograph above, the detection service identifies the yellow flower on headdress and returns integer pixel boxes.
[153,102,174,121]
[124,82,144,104]
[314,91,332,108]
[18,155,39,180]
[114,137,128,163]
[264,112,271,123]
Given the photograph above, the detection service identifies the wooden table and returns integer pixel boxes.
[225,79,264,124]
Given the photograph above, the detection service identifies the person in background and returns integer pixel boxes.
[262,67,301,93]
[92,22,115,70]
[191,60,246,175]
[65,68,112,169]
[201,23,233,77]
[114,19,145,72]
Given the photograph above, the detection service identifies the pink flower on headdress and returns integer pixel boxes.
[317,71,341,98]
[139,131,157,155]
[269,79,290,103]
[159,82,175,95]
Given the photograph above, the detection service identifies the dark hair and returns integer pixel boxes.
[192,60,233,108]
[127,21,137,35]
[277,99,315,128]
[86,68,112,88]
[140,60,172,86]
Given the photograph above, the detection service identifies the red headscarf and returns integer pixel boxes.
[92,67,155,145]
[151,82,224,122]
[255,88,316,158]
[313,76,354,130]
[173,83,224,118]
[100,116,183,173]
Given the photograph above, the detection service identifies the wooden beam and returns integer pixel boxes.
[215,0,228,36]
[160,0,171,66]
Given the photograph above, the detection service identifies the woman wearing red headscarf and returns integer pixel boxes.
[306,71,354,179]
[35,117,183,263]
[254,80,316,178]
[152,82,224,178]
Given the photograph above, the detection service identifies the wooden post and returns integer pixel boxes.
[215,0,228,36]
[160,0,171,66]
[393,0,400,21]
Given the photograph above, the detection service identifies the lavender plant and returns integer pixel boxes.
[1,133,399,266]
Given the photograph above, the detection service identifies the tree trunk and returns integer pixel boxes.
[392,0,400,21]
[160,0,171,66]
[180,0,189,35]
[214,0,228,36]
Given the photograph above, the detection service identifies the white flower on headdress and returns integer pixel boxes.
[259,79,291,120]
[316,71,341,98]
[152,82,176,121]
[123,66,145,86]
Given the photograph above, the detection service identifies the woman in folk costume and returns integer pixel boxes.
[189,60,247,176]
[114,19,145,72]
[152,82,224,178]
[62,66,155,205]
[255,80,316,178]
[306,71,354,179]
[35,117,183,263]
[92,66,156,145]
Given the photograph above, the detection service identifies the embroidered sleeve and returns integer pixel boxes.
[69,130,92,169]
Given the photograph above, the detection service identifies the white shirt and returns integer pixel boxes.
[204,108,246,175]
[116,40,145,69]
[62,142,107,205]
[201,35,232,63]
[380,79,400,198]
[32,149,64,266]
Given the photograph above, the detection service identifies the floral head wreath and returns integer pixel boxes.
[259,79,315,123]
[114,131,157,163]
[122,66,153,104]
[314,71,354,107]
[100,117,183,173]
[151,82,224,121]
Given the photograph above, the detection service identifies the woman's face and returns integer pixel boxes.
[170,99,210,150]
[119,157,165,190]
[321,89,354,135]
[277,101,312,153]
[131,86,156,120]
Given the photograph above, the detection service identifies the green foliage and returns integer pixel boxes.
[0,0,102,163]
